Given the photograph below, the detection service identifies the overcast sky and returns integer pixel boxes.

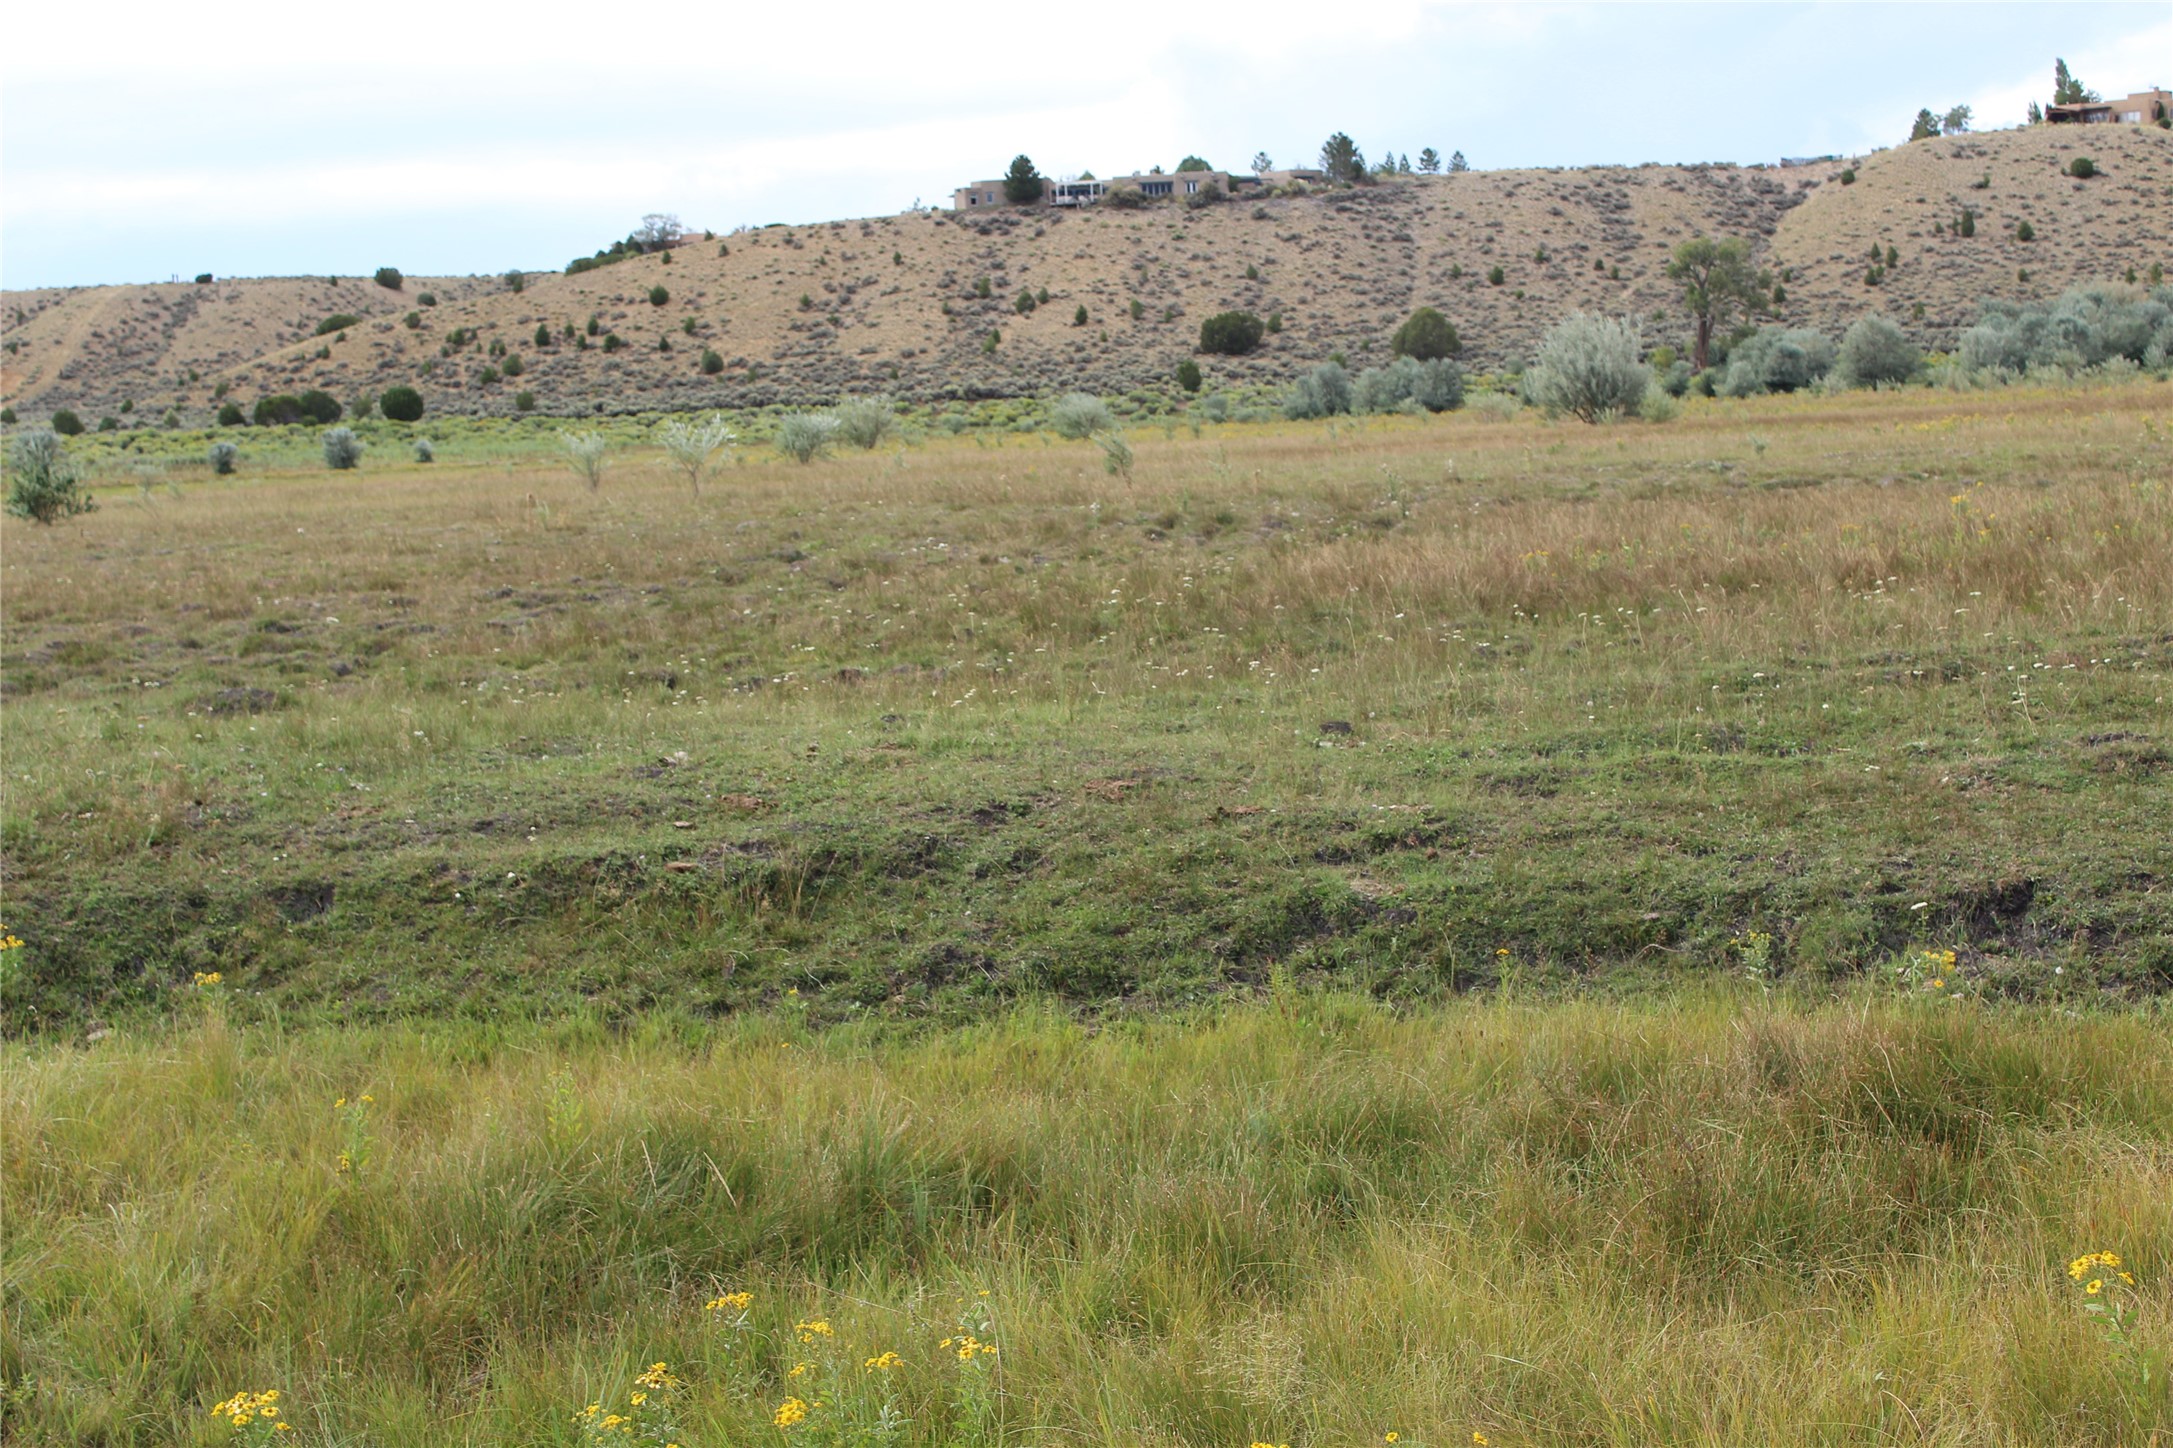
[2,1,2165,290]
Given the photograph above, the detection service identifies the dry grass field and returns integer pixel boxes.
[6,124,2167,422]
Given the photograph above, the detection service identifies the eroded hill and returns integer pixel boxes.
[4,124,2167,420]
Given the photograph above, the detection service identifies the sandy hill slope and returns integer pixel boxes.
[1768,123,2172,338]
[4,125,2167,421]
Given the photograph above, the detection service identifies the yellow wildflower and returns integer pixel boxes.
[773,1396,809,1428]
[2086,1279,2103,1295]
[1476,1435,1491,1446]
[794,1319,833,1344]
[193,971,223,986]
[2069,1251,2123,1281]
[705,1290,754,1313]
[864,1351,902,1371]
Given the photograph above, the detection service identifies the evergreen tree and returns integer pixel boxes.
[1319,132,1365,183]
[1448,150,1469,173]
[1003,155,1045,205]
[2052,58,2097,105]
[1417,147,1441,173]
[1909,109,1941,142]
[1250,151,1272,174]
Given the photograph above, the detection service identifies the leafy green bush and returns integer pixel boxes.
[775,413,840,464]
[505,270,526,293]
[373,267,403,290]
[417,292,437,306]
[1176,359,1202,393]
[298,391,342,424]
[378,386,425,423]
[321,428,363,470]
[2015,220,2035,242]
[1284,361,1353,419]
[1525,313,1648,422]
[50,409,84,436]
[1199,311,1265,355]
[253,395,303,426]
[2069,157,2095,179]
[649,285,669,306]
[212,402,244,426]
[209,441,239,475]
[1051,393,1114,439]
[1073,304,1089,326]
[0,408,13,425]
[1391,306,1460,360]
[5,430,94,524]
[701,348,725,375]
[502,353,524,377]
[514,390,536,412]
[1720,327,1836,396]
[1834,316,1922,388]
[315,314,362,336]
[1487,266,1505,286]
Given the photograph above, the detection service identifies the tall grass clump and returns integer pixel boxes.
[1283,360,1353,419]
[321,428,364,470]
[833,398,898,450]
[4,429,95,524]
[6,999,2173,1444]
[774,413,839,464]
[1720,327,1837,397]
[657,415,736,495]
[1525,312,1647,422]
[1049,393,1114,439]
[1834,315,1922,388]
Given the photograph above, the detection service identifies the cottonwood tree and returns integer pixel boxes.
[1665,236,1771,371]
[1417,147,1441,173]
[634,213,684,250]
[1942,104,1973,134]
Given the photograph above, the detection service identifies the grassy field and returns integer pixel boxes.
[4,381,2172,1443]
[4,382,2170,1031]
[4,995,2170,1444]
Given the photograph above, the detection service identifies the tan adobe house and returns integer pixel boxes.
[953,169,1254,211]
[2047,88,2171,124]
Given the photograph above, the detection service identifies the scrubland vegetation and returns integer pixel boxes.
[4,324,2170,1443]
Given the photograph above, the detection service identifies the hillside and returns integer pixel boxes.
[4,124,2168,420]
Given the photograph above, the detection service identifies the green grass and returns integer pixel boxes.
[4,383,2171,1033]
[3,993,2169,1444]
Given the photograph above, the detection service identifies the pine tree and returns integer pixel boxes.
[1448,150,1469,173]
[1417,147,1441,173]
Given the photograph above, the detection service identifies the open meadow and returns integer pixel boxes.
[4,381,2172,1442]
